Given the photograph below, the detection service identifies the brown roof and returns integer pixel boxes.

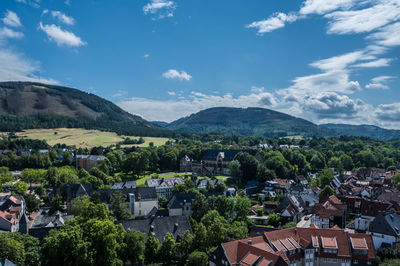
[321,237,338,249]
[350,237,368,250]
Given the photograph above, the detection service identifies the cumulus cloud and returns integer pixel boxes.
[0,48,57,84]
[143,0,176,20]
[246,12,298,34]
[50,11,75,25]
[375,102,400,122]
[117,90,278,122]
[162,69,192,81]
[39,22,86,47]
[366,76,395,90]
[2,10,22,27]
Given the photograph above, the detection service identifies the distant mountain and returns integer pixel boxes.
[0,81,172,137]
[320,124,400,141]
[151,121,169,128]
[167,107,334,138]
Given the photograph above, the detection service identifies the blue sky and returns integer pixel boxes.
[0,0,400,128]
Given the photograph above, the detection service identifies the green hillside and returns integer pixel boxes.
[320,124,400,141]
[167,107,333,138]
[0,81,173,137]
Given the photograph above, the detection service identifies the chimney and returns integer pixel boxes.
[248,239,252,245]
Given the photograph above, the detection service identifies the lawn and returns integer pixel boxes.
[13,128,171,148]
[134,172,215,186]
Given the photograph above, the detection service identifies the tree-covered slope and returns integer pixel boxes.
[0,81,173,137]
[320,123,400,141]
[167,107,333,137]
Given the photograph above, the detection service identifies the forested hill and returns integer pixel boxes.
[167,107,334,138]
[0,81,172,137]
[320,124,400,141]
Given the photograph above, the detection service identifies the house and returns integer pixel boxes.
[0,195,25,232]
[276,195,304,223]
[377,191,400,206]
[180,149,261,177]
[167,192,224,216]
[145,178,183,199]
[65,183,93,202]
[29,210,74,241]
[110,181,137,189]
[0,258,17,266]
[210,227,376,266]
[118,216,192,242]
[369,212,400,250]
[167,193,197,216]
[311,195,347,228]
[196,178,224,190]
[76,155,106,171]
[97,187,158,217]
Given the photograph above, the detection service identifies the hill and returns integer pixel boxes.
[0,81,172,137]
[320,124,400,141]
[167,107,333,138]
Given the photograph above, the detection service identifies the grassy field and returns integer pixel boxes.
[134,172,217,186]
[12,128,170,148]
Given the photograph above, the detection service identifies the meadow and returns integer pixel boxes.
[12,128,170,148]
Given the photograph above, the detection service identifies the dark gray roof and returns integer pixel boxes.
[76,155,106,161]
[202,149,257,162]
[370,212,400,237]
[97,187,157,204]
[29,211,74,241]
[118,216,192,242]
[110,181,137,189]
[65,183,93,202]
[146,178,183,189]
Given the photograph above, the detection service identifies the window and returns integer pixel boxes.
[354,260,358,264]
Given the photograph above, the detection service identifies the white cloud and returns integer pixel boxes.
[299,0,356,15]
[39,22,86,47]
[309,50,365,71]
[167,91,176,96]
[2,10,22,28]
[366,75,395,89]
[117,90,278,122]
[368,22,400,47]
[65,0,71,6]
[246,12,298,34]
[162,69,192,81]
[143,0,176,20]
[15,0,40,8]
[50,11,75,25]
[112,90,128,98]
[375,102,400,122]
[0,27,23,40]
[352,58,392,68]
[325,0,400,34]
[144,53,150,58]
[0,48,57,84]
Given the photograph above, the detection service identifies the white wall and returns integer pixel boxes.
[134,200,158,217]
[371,232,396,249]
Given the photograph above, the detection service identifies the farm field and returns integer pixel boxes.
[9,128,170,148]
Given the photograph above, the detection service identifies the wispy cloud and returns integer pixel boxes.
[50,11,75,25]
[39,22,86,47]
[368,22,400,47]
[112,90,128,98]
[0,48,57,84]
[246,12,298,35]
[0,27,23,40]
[366,76,396,90]
[144,53,150,58]
[299,0,356,15]
[162,69,192,81]
[2,10,22,28]
[143,0,176,20]
[167,91,176,96]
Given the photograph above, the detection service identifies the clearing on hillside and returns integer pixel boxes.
[12,128,170,148]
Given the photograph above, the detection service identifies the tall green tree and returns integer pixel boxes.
[145,233,160,264]
[110,191,130,220]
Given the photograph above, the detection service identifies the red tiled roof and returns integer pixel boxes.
[240,253,259,266]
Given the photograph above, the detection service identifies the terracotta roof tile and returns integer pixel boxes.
[321,237,338,249]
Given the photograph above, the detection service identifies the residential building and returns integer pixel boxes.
[118,216,192,242]
[76,155,106,171]
[210,227,376,266]
[311,195,347,228]
[29,210,74,241]
[276,195,304,223]
[65,183,93,202]
[98,187,158,217]
[369,212,400,250]
[145,178,183,199]
[0,195,25,232]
